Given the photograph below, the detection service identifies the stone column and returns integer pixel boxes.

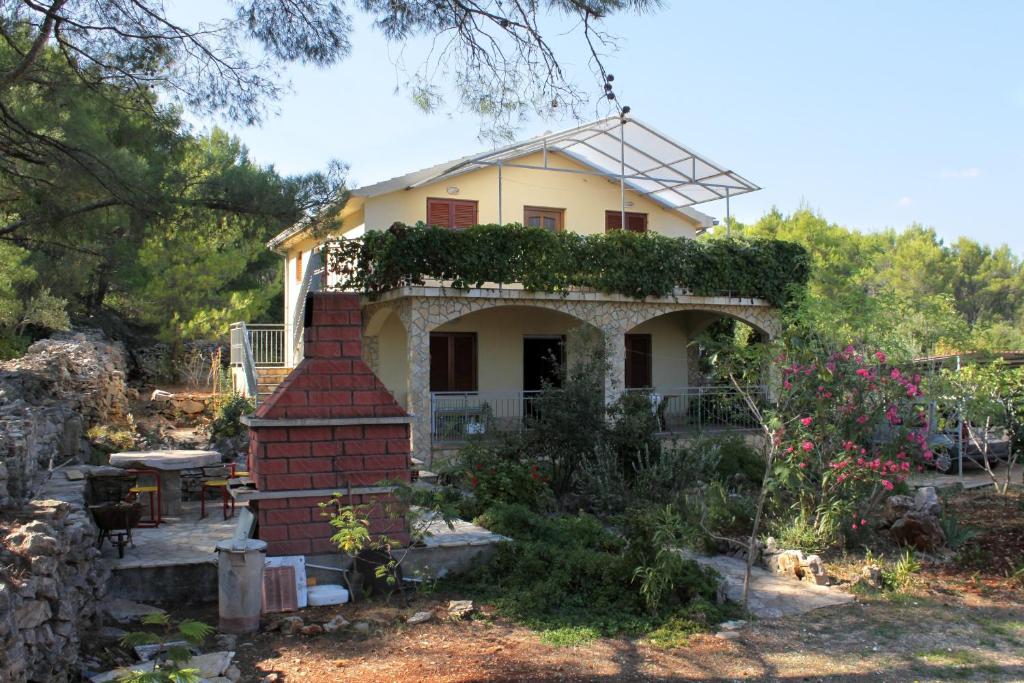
[601,323,627,406]
[400,300,434,467]
[362,335,380,375]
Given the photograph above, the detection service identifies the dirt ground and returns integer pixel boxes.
[209,489,1024,682]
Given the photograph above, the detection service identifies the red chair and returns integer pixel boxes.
[201,464,247,520]
[126,468,162,528]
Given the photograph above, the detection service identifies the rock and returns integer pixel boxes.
[175,398,207,415]
[300,624,324,636]
[715,630,741,640]
[134,640,191,661]
[884,495,915,524]
[150,389,173,401]
[14,599,52,629]
[352,621,371,634]
[280,616,304,635]
[407,611,434,625]
[890,511,945,551]
[719,620,747,630]
[187,651,235,679]
[801,554,829,586]
[323,615,350,633]
[447,600,475,619]
[857,564,884,591]
[225,664,242,681]
[764,548,829,585]
[101,598,164,624]
[89,661,156,683]
[260,674,280,683]
[97,626,128,641]
[914,487,942,517]
[215,633,239,651]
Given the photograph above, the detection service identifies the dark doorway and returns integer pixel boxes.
[523,336,565,391]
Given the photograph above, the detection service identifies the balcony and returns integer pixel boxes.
[430,385,766,444]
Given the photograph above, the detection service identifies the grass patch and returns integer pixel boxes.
[916,648,975,666]
[539,626,600,647]
[978,617,1024,643]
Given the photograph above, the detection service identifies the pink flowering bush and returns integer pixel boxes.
[769,344,930,545]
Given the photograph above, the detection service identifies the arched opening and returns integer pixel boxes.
[363,306,409,407]
[624,310,769,433]
[428,305,599,442]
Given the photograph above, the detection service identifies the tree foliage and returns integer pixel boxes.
[723,207,1024,357]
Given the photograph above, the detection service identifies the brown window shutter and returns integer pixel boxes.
[626,213,648,233]
[452,200,478,229]
[625,334,652,389]
[427,198,453,228]
[605,211,622,232]
[429,332,478,391]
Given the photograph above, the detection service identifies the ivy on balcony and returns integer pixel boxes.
[323,223,810,306]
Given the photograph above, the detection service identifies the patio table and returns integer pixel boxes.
[109,450,222,515]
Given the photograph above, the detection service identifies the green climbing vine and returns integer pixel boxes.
[324,223,809,306]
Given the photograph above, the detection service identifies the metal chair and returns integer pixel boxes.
[126,468,162,527]
[200,464,246,520]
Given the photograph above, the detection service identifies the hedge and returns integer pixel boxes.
[323,223,810,306]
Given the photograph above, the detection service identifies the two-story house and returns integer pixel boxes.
[231,115,786,465]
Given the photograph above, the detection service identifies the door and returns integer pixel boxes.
[523,336,565,391]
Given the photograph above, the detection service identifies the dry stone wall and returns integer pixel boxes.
[0,332,128,682]
[0,331,129,505]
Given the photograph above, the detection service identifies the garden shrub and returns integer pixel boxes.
[607,391,662,469]
[460,503,728,637]
[443,439,553,520]
[209,393,254,440]
[324,223,811,307]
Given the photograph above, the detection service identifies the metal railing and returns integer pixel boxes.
[229,323,286,367]
[430,391,542,442]
[430,385,766,442]
[626,384,767,431]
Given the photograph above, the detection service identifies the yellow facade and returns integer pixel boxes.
[362,151,701,237]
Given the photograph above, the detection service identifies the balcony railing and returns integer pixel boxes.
[430,385,766,443]
[430,391,542,442]
[626,385,767,432]
[229,323,286,368]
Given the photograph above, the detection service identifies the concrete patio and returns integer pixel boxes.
[911,462,1022,490]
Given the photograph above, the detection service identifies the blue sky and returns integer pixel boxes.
[185,1,1024,253]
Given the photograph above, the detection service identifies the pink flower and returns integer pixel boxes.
[881,480,894,491]
[856,368,871,378]
[875,351,887,363]
[860,518,868,526]
[890,368,902,380]
[851,523,858,530]
[798,462,806,468]
[857,415,869,424]
[801,417,813,427]
[801,441,814,452]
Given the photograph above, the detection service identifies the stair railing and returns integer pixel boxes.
[238,322,261,407]
[290,249,322,366]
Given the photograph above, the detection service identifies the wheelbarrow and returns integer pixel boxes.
[90,502,143,558]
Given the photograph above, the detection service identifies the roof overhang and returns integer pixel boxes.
[270,115,759,247]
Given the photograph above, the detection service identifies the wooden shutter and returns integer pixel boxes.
[452,201,478,229]
[605,211,648,233]
[429,333,478,391]
[625,334,652,389]
[427,198,453,228]
[451,334,477,390]
[427,198,478,229]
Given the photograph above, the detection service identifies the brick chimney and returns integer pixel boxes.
[243,293,412,556]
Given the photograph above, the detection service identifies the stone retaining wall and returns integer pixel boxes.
[0,331,129,506]
[0,492,109,682]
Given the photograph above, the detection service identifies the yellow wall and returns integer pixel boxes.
[628,315,691,391]
[375,309,409,406]
[363,151,700,237]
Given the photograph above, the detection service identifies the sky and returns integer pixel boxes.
[181,1,1024,253]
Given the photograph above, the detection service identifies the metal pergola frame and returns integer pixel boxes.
[406,115,761,229]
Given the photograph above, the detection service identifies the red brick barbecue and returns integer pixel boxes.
[242,292,412,556]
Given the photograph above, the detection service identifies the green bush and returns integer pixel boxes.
[443,439,553,519]
[324,224,810,307]
[209,393,255,440]
[457,503,728,637]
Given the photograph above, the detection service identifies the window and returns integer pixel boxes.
[625,334,652,389]
[295,252,303,282]
[427,198,478,229]
[524,206,564,232]
[430,332,478,391]
[605,210,648,233]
